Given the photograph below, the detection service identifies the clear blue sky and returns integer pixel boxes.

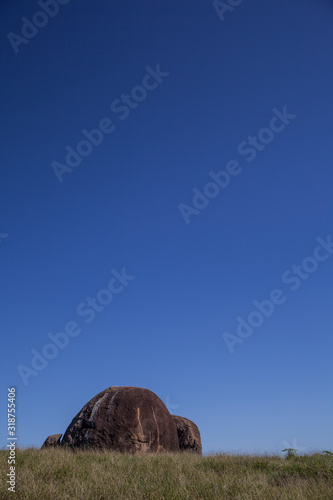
[1,0,332,455]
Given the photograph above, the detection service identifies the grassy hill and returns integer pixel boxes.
[1,448,332,499]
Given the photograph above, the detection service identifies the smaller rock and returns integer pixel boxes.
[41,434,62,448]
[173,416,202,454]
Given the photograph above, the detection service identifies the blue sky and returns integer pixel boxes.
[1,0,332,455]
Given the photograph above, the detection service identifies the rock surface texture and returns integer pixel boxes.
[172,415,202,454]
[41,434,62,448]
[42,386,202,453]
[61,386,180,453]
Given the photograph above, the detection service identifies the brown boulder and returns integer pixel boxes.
[61,386,180,453]
[41,433,62,448]
[172,415,202,454]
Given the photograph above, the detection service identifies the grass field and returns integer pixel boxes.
[1,448,332,499]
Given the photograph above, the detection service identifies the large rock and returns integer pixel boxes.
[41,434,62,448]
[172,415,202,454]
[61,386,180,453]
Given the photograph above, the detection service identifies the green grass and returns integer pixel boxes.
[1,448,332,499]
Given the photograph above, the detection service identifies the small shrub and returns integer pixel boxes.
[282,448,298,459]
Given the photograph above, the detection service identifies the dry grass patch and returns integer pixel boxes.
[0,448,332,499]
